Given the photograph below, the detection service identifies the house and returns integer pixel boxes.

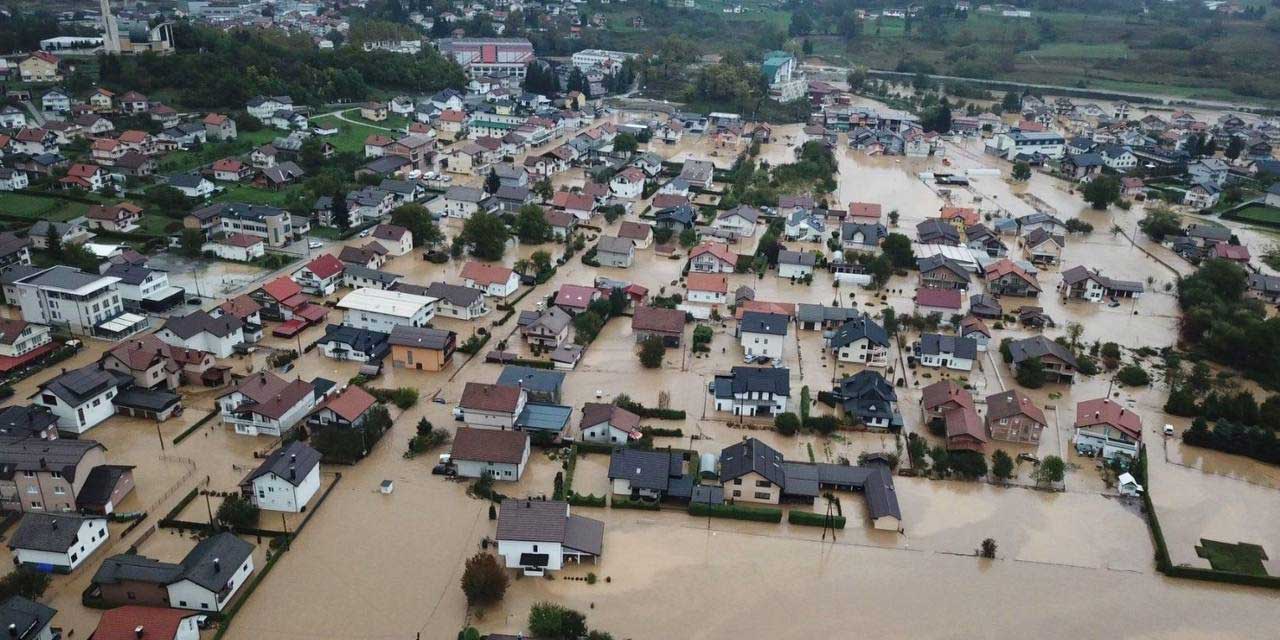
[1022,228,1065,266]
[1008,335,1079,383]
[317,324,389,363]
[785,209,826,242]
[689,244,738,273]
[841,222,887,253]
[497,366,565,405]
[91,532,254,612]
[19,52,61,83]
[203,233,265,262]
[338,244,388,271]
[579,402,641,444]
[916,219,960,245]
[60,163,109,192]
[0,597,56,640]
[1185,224,1232,248]
[712,366,790,417]
[169,174,214,199]
[102,264,184,313]
[521,307,572,348]
[1187,158,1230,188]
[360,101,388,122]
[985,259,1041,297]
[1059,265,1144,302]
[678,159,714,189]
[551,191,596,221]
[685,273,728,305]
[596,236,635,268]
[654,205,697,232]
[388,325,456,371]
[460,262,520,298]
[28,220,93,250]
[459,382,528,428]
[5,266,147,339]
[371,224,413,256]
[239,441,321,513]
[211,158,250,182]
[91,606,202,640]
[294,254,346,296]
[450,427,530,480]
[832,370,901,430]
[960,316,992,351]
[917,333,977,371]
[216,372,317,437]
[608,448,692,500]
[631,305,685,347]
[0,235,31,268]
[416,282,489,320]
[829,315,889,366]
[545,209,578,241]
[203,113,237,141]
[34,365,124,434]
[156,311,243,358]
[250,276,309,321]
[0,436,125,513]
[308,384,377,432]
[495,499,603,576]
[738,312,788,360]
[0,168,29,192]
[85,202,143,233]
[914,288,963,317]
[1074,398,1142,460]
[714,205,761,237]
[794,304,861,332]
[1248,273,1280,303]
[8,512,109,573]
[0,319,53,373]
[1207,242,1250,264]
[986,389,1047,445]
[554,284,601,315]
[777,251,817,279]
[337,288,436,332]
[101,335,187,391]
[917,255,970,290]
[610,167,645,199]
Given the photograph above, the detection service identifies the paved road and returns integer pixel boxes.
[802,64,1276,113]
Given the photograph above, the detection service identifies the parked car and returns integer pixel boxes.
[308,240,323,249]
[452,406,464,421]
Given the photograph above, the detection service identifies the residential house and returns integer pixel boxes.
[832,370,901,430]
[1207,242,1250,264]
[28,220,93,250]
[916,219,960,245]
[450,427,530,480]
[917,333,978,371]
[1059,265,1144,302]
[1184,182,1221,209]
[777,251,817,279]
[155,311,243,358]
[608,448,692,500]
[578,403,641,444]
[917,255,970,290]
[250,276,309,321]
[654,205,697,232]
[1074,398,1142,460]
[102,264,184,313]
[169,174,214,200]
[1008,335,1079,384]
[91,606,202,640]
[308,384,377,431]
[738,312,788,360]
[521,307,572,348]
[371,224,413,256]
[1022,228,1065,266]
[985,259,1041,297]
[460,262,519,298]
[85,202,142,233]
[688,244,738,274]
[8,512,109,573]
[986,389,1047,445]
[968,293,1003,319]
[596,236,635,268]
[841,222,888,253]
[631,305,685,347]
[294,254,346,296]
[6,265,146,339]
[59,163,108,192]
[316,324,389,364]
[417,282,489,320]
[829,315,889,366]
[239,441,321,513]
[91,532,254,612]
[216,372,317,437]
[338,244,388,270]
[495,499,603,576]
[914,288,963,317]
[0,319,53,372]
[388,325,456,371]
[712,366,790,417]
[713,205,761,237]
[685,273,728,305]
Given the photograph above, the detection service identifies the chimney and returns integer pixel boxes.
[289,465,296,481]
[290,453,296,463]
[8,623,17,637]
[50,518,57,530]
[135,625,145,639]
[213,558,221,573]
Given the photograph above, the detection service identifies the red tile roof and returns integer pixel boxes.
[319,384,376,422]
[686,272,728,294]
[1075,398,1142,441]
[460,382,523,413]
[451,427,527,464]
[631,305,685,335]
[921,380,973,412]
[554,284,598,310]
[915,288,963,309]
[848,202,882,220]
[260,276,303,302]
[460,261,514,287]
[93,606,197,640]
[689,243,737,266]
[304,253,345,280]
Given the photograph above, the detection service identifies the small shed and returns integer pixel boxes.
[380,480,394,494]
[699,452,719,480]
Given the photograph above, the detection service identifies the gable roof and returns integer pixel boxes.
[689,243,736,265]
[460,382,523,413]
[739,311,789,336]
[451,427,527,464]
[243,441,321,487]
[8,512,100,553]
[719,438,785,486]
[1075,398,1141,440]
[580,402,641,434]
[829,314,888,348]
[1008,335,1078,368]
[986,389,1046,425]
[460,261,514,286]
[686,272,727,294]
[631,305,685,335]
[92,606,198,640]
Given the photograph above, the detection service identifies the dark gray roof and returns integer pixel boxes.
[920,333,978,360]
[0,596,55,639]
[388,325,454,350]
[421,281,484,307]
[0,436,105,481]
[114,388,181,413]
[93,553,183,586]
[496,499,604,556]
[607,448,675,491]
[1185,224,1231,242]
[344,264,402,285]
[162,310,242,340]
[497,366,565,395]
[596,236,634,255]
[777,250,817,266]
[833,370,897,420]
[916,219,959,243]
[1008,335,1079,368]
[8,512,100,553]
[39,364,120,405]
[917,254,970,280]
[102,263,157,286]
[713,366,790,399]
[829,314,888,348]
[243,441,321,487]
[319,324,389,360]
[0,405,57,438]
[840,222,888,245]
[76,465,134,510]
[795,304,861,325]
[739,311,789,336]
[719,438,786,487]
[179,532,254,591]
[20,265,106,291]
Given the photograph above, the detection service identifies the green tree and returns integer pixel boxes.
[1011,161,1031,182]
[612,133,638,154]
[389,203,440,247]
[639,335,665,368]
[180,228,204,258]
[533,178,554,202]
[881,233,915,268]
[484,168,501,194]
[1033,455,1066,486]
[45,224,62,259]
[1117,364,1151,386]
[529,602,588,640]
[216,494,260,529]
[774,412,800,436]
[516,204,552,243]
[789,11,814,36]
[530,250,553,276]
[330,190,350,230]
[458,212,510,261]
[573,311,606,345]
[1082,175,1120,209]
[460,552,509,607]
[991,449,1014,480]
[1016,356,1047,388]
[1137,206,1182,241]
[1224,136,1245,160]
[0,567,51,602]
[678,227,698,248]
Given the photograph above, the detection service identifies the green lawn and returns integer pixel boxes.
[0,193,93,221]
[1229,204,1280,225]
[157,128,283,175]
[1196,539,1269,576]
[136,214,184,236]
[214,183,302,208]
[311,113,393,155]
[1021,42,1130,60]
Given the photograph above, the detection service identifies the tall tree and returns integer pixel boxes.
[331,190,350,230]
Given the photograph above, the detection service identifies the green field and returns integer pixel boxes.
[311,113,397,155]
[1021,42,1130,60]
[1229,204,1280,225]
[157,128,279,174]
[0,193,94,221]
[1196,540,1269,576]
[214,183,302,208]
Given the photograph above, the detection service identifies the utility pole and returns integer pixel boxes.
[155,419,165,451]
[205,491,216,530]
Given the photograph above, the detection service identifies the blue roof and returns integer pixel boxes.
[515,402,573,432]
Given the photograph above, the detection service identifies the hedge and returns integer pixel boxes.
[788,510,846,529]
[612,496,661,511]
[616,399,686,420]
[567,492,606,508]
[172,410,220,445]
[688,502,782,523]
[496,357,554,369]
[574,440,615,455]
[641,426,683,438]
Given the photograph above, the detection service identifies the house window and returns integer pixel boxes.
[755,480,771,488]
[733,478,742,485]
[70,553,78,562]
[29,502,41,510]
[754,492,771,500]
[53,486,65,495]
[127,592,136,600]
[732,490,741,497]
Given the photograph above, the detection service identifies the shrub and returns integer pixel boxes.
[216,494,260,529]
[612,496,661,511]
[804,414,840,434]
[639,335,665,368]
[979,538,998,558]
[688,502,782,523]
[460,552,509,607]
[991,449,1014,480]
[0,567,50,602]
[1033,455,1066,486]
[614,397,685,420]
[1117,364,1151,387]
[774,412,800,435]
[788,510,846,528]
[529,602,588,640]
[640,426,683,438]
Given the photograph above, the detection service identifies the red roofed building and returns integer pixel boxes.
[848,202,882,221]
[551,191,595,220]
[93,606,202,640]
[310,384,377,428]
[689,243,739,274]
[460,261,520,298]
[1207,242,1250,264]
[212,157,250,182]
[984,259,1041,297]
[59,163,108,192]
[294,253,346,295]
[686,272,728,304]
[554,284,601,315]
[252,276,310,320]
[459,382,527,428]
[1074,398,1142,460]
[915,288,963,315]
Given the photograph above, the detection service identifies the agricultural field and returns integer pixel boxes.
[1228,204,1280,226]
[0,192,94,221]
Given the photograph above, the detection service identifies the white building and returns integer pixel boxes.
[239,442,321,513]
[35,364,122,434]
[712,366,790,417]
[917,333,977,371]
[450,427,530,480]
[776,250,816,279]
[570,48,637,73]
[216,372,317,437]
[155,311,244,359]
[987,131,1066,160]
[460,262,520,298]
[738,312,788,360]
[459,382,527,429]
[247,96,293,122]
[8,512,109,573]
[495,499,604,576]
[337,288,437,332]
[163,534,255,612]
[4,266,146,339]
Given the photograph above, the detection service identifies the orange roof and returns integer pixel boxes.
[218,294,261,319]
[734,300,795,319]
[66,163,101,178]
[848,202,882,219]
[213,158,243,172]
[551,191,594,212]
[364,134,393,147]
[93,606,197,640]
[303,253,344,279]
[260,276,302,302]
[689,243,737,266]
[984,259,1039,288]
[203,113,229,125]
[118,130,149,143]
[91,138,119,151]
[439,109,466,123]
[319,384,377,422]
[940,207,979,226]
[460,261,514,286]
[686,272,728,294]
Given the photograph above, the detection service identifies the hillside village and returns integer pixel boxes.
[0,1,1277,639]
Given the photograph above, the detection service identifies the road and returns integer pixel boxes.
[802,64,1277,113]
